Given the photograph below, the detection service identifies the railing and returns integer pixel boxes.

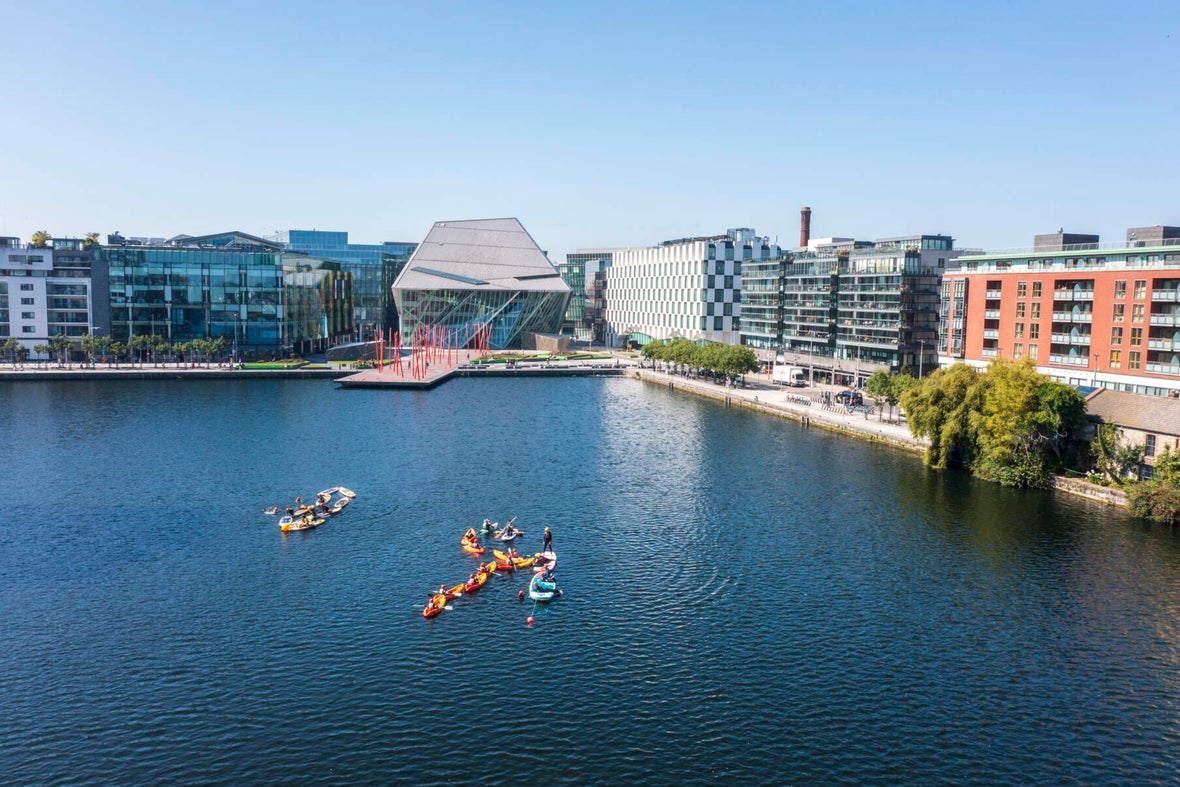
[1152,290,1179,301]
[1052,311,1093,323]
[1048,354,1090,366]
[1146,363,1180,376]
[985,290,1002,299]
[983,329,999,339]
[1053,289,1095,301]
[1050,333,1091,345]
[1150,314,1180,326]
[1148,338,1180,350]
[982,348,998,358]
[984,310,1000,319]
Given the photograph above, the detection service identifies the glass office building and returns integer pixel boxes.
[98,243,354,356]
[392,218,570,349]
[286,230,416,337]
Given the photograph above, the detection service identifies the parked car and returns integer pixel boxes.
[835,390,863,406]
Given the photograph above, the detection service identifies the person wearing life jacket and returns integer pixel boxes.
[542,527,552,551]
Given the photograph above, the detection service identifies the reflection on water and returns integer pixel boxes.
[2,378,1180,784]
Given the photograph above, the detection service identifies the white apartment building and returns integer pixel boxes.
[0,236,94,358]
[603,228,780,347]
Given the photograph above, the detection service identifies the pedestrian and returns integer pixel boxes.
[542,527,552,552]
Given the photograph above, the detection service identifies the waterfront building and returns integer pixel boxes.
[740,214,958,385]
[560,249,620,341]
[0,236,99,358]
[940,225,1180,397]
[604,228,779,347]
[391,218,571,349]
[286,230,417,338]
[1086,388,1180,478]
[97,232,355,356]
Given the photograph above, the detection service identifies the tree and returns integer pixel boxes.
[1128,447,1180,525]
[33,343,52,369]
[82,232,100,249]
[1090,423,1145,484]
[1,337,20,366]
[901,363,984,472]
[50,333,72,368]
[30,230,51,248]
[865,370,892,420]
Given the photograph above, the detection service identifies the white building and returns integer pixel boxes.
[603,228,780,347]
[0,236,95,358]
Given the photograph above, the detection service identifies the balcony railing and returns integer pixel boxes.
[1148,338,1180,350]
[1150,313,1180,325]
[1052,311,1093,323]
[985,290,1002,298]
[1049,354,1090,366]
[983,329,999,339]
[1151,290,1179,301]
[1146,363,1180,376]
[982,348,998,358]
[984,310,1000,319]
[1053,289,1095,301]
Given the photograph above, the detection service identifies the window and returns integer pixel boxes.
[1111,327,1123,344]
[1029,344,1039,359]
[713,316,723,331]
[21,326,34,333]
[1031,302,1041,319]
[1129,351,1141,370]
[1146,434,1157,457]
[1133,304,1145,322]
[1109,349,1122,368]
[1113,303,1124,322]
[1131,327,1143,347]
[1014,343,1023,359]
[1114,280,1126,298]
[20,283,33,291]
[20,311,34,319]
[1015,322,1025,338]
[1032,281,1042,298]
[1029,323,1040,339]
[1017,281,1028,298]
[1016,302,1026,318]
[1135,280,1147,299]
[20,297,33,305]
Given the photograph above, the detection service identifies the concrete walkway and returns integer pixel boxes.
[631,365,928,455]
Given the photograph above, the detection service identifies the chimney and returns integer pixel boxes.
[799,206,812,248]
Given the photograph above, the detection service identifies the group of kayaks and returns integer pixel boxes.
[423,523,560,619]
[269,486,356,533]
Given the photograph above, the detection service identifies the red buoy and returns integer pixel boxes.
[527,616,534,625]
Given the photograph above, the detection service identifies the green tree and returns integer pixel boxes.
[82,232,100,249]
[50,333,72,368]
[865,369,893,420]
[1,337,20,366]
[1090,422,1145,483]
[1128,447,1180,525]
[30,230,51,248]
[33,343,52,368]
[901,362,984,471]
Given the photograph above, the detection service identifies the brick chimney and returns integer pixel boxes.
[799,206,812,248]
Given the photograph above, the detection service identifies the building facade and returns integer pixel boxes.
[0,236,98,358]
[286,230,416,337]
[97,234,355,357]
[560,249,619,340]
[604,228,779,347]
[741,234,958,384]
[391,218,571,350]
[940,225,1180,397]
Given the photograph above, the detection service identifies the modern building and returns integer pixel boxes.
[940,225,1180,397]
[740,210,958,385]
[97,232,355,357]
[604,228,779,347]
[390,218,571,350]
[286,230,416,338]
[559,249,620,340]
[0,236,99,358]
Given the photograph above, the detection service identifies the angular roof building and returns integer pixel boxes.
[391,218,570,349]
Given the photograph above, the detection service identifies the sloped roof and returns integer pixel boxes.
[1087,389,1180,437]
[391,218,570,292]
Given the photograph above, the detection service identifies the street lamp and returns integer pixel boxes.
[1093,352,1100,387]
[918,338,925,379]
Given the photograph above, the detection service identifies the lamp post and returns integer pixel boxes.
[918,338,925,379]
[1093,352,1099,387]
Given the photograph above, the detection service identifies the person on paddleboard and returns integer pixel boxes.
[543,527,552,551]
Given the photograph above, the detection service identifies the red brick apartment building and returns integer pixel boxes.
[940,225,1180,397]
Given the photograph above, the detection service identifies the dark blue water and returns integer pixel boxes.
[3,378,1180,785]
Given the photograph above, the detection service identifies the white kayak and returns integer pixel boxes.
[532,551,557,573]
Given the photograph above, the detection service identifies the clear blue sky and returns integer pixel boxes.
[2,0,1177,259]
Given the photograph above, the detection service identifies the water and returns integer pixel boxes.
[3,377,1180,784]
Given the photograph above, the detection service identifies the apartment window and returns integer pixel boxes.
[1016,302,1026,318]
[1014,343,1023,359]
[1135,280,1147,299]
[1029,344,1039,359]
[20,283,33,291]
[20,297,33,305]
[1015,322,1025,338]
[1132,304,1145,322]
[21,326,34,333]
[1110,349,1122,368]
[713,316,723,331]
[1032,281,1042,298]
[1146,434,1157,457]
[1129,351,1142,370]
[1029,323,1040,339]
[1131,327,1143,347]
[1017,281,1027,298]
[1111,327,1123,344]
[1114,280,1126,298]
[1113,303,1125,322]
[1031,302,1041,318]
[20,311,34,319]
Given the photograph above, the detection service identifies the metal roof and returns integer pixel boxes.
[391,218,570,293]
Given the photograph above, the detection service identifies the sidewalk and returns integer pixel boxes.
[631,366,928,455]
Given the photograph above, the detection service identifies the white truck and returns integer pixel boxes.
[772,365,808,387]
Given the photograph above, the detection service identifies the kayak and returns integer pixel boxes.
[511,555,535,569]
[480,520,498,535]
[336,487,357,499]
[529,574,559,601]
[461,540,485,555]
[483,560,498,574]
[442,583,464,601]
[495,559,515,572]
[496,529,524,542]
[464,571,490,594]
[281,516,325,532]
[422,593,447,618]
[532,551,557,572]
[328,497,350,515]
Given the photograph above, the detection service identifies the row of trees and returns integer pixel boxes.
[28,231,99,248]
[640,339,760,380]
[8,333,233,368]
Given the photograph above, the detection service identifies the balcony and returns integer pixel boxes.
[985,289,1002,299]
[1146,363,1180,376]
[983,329,999,339]
[1148,338,1180,350]
[1053,289,1095,301]
[1048,354,1090,366]
[984,310,1000,319]
[1151,290,1179,301]
[982,348,998,358]
[1052,311,1093,323]
[1150,313,1180,326]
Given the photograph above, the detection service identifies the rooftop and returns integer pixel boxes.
[1087,389,1180,436]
